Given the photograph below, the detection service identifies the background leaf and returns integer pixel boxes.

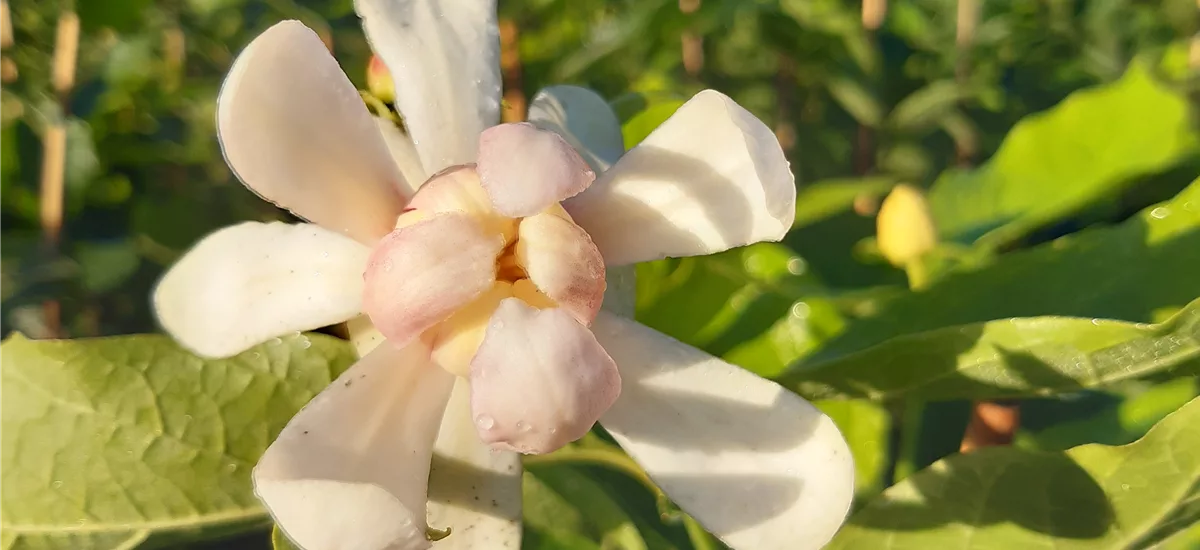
[0,332,356,549]
[828,396,1200,549]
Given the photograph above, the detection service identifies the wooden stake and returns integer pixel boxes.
[499,18,526,122]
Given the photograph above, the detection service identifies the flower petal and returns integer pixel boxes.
[427,378,523,548]
[592,311,854,550]
[362,213,504,347]
[515,212,605,325]
[565,90,796,266]
[528,85,625,172]
[477,123,596,218]
[255,340,456,550]
[374,117,429,196]
[153,222,368,358]
[469,299,620,454]
[218,21,407,244]
[356,0,500,174]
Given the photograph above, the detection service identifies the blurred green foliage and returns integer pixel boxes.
[3,0,1200,549]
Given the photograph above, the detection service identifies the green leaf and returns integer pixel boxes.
[928,62,1198,248]
[523,467,650,550]
[887,80,964,133]
[787,296,1200,402]
[1,332,357,549]
[827,396,1200,549]
[1018,377,1198,452]
[637,243,844,378]
[621,100,685,149]
[74,239,140,293]
[793,177,895,230]
[816,400,891,496]
[271,525,300,550]
[826,76,883,127]
[805,177,1200,367]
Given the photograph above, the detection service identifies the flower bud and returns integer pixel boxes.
[366,54,395,104]
[876,184,937,267]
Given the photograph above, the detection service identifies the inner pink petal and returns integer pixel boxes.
[362,213,504,347]
[468,298,621,454]
[477,123,596,218]
[516,212,606,326]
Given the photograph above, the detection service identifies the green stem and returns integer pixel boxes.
[891,258,931,482]
[683,516,720,550]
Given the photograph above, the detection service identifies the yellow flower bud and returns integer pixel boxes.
[366,54,395,104]
[876,184,938,267]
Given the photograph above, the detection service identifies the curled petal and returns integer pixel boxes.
[565,90,796,265]
[356,0,500,173]
[255,340,455,550]
[362,213,503,347]
[469,299,620,454]
[153,222,368,358]
[218,21,407,244]
[477,123,596,218]
[528,85,625,172]
[427,378,523,549]
[592,312,854,550]
[515,212,606,325]
[405,165,516,241]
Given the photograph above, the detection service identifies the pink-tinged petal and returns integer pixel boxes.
[528,85,625,172]
[515,212,606,325]
[153,222,369,358]
[469,299,620,454]
[566,90,796,265]
[427,378,523,549]
[362,213,503,347]
[406,166,516,241]
[255,340,455,550]
[592,311,854,550]
[477,123,596,218]
[355,0,500,174]
[218,21,407,244]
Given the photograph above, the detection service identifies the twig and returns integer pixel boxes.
[854,0,886,176]
[680,0,703,77]
[499,18,525,122]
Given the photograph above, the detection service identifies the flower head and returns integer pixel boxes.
[153,2,855,549]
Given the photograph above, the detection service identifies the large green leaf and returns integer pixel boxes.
[816,400,892,497]
[793,177,895,230]
[636,243,845,378]
[0,332,357,549]
[827,396,1200,549]
[805,177,1200,365]
[928,62,1197,248]
[786,297,1200,401]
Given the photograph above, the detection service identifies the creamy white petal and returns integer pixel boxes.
[593,312,855,550]
[515,212,606,326]
[153,222,369,358]
[356,0,501,174]
[218,21,407,244]
[565,90,796,266]
[528,85,625,172]
[255,340,456,550]
[426,378,522,549]
[375,117,430,196]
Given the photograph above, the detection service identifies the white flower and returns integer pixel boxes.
[152,2,855,550]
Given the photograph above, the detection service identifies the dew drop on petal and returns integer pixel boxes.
[476,414,496,431]
[516,420,531,433]
[492,320,505,330]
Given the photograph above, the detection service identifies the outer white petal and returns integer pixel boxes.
[375,117,430,195]
[592,311,854,550]
[426,378,522,549]
[528,85,625,172]
[256,341,455,550]
[153,222,369,358]
[356,0,500,174]
[218,21,407,244]
[565,90,796,266]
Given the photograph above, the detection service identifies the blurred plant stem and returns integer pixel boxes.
[855,0,886,175]
[0,0,14,82]
[39,4,80,337]
[680,0,702,77]
[954,0,979,165]
[500,18,526,122]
